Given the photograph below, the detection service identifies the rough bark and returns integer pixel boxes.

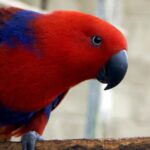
[0,137,150,150]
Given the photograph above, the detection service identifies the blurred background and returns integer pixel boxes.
[1,0,150,139]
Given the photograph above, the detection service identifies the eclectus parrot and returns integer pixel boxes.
[0,7,128,150]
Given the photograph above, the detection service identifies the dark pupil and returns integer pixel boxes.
[94,36,102,44]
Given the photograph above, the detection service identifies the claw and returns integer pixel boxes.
[21,131,44,150]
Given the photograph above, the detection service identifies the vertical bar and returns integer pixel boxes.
[96,0,122,138]
[41,0,48,10]
[96,0,107,20]
[85,0,109,138]
[85,80,101,138]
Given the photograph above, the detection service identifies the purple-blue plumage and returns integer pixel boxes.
[0,92,66,126]
[0,105,36,125]
[0,10,39,50]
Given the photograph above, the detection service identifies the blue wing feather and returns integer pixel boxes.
[0,9,39,50]
[0,91,67,126]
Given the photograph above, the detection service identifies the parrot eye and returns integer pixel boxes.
[91,36,103,47]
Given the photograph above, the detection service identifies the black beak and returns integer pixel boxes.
[97,50,128,90]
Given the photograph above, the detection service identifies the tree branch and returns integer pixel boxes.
[1,137,150,150]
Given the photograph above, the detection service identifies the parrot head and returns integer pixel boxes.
[36,11,128,90]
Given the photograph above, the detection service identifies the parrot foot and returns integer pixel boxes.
[21,131,44,150]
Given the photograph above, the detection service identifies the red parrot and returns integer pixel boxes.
[0,7,128,150]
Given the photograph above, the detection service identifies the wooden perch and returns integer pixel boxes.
[0,137,150,150]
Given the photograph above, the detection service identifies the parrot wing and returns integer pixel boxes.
[0,7,21,27]
[0,7,39,50]
[0,7,22,46]
[0,90,68,138]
